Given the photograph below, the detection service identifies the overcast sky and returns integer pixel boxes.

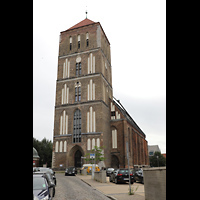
[33,0,166,153]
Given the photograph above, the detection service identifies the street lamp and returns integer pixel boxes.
[156,155,159,167]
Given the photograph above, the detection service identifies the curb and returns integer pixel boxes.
[80,178,117,200]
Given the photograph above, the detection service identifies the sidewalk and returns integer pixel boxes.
[76,174,145,200]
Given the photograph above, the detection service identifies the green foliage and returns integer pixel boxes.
[84,146,105,163]
[149,151,166,167]
[33,137,52,167]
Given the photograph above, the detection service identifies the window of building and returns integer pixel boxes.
[86,32,89,47]
[87,139,91,150]
[55,141,59,152]
[60,110,68,135]
[59,141,63,152]
[64,141,67,152]
[69,36,72,51]
[75,82,81,102]
[112,129,117,148]
[76,62,81,76]
[73,109,81,143]
[78,35,80,49]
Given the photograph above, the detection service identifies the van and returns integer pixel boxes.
[81,164,100,174]
[87,166,100,173]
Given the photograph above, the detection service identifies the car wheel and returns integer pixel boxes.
[115,178,118,184]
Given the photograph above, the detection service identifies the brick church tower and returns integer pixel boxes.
[52,18,149,169]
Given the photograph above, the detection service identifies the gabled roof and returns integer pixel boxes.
[67,18,96,31]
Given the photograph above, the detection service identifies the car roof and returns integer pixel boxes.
[33,173,45,178]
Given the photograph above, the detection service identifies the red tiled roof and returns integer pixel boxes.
[67,18,96,31]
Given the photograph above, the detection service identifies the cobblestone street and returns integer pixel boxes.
[53,173,110,200]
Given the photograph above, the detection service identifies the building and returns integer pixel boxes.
[148,145,161,157]
[33,147,40,167]
[52,18,149,170]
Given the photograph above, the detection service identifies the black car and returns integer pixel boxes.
[65,166,77,176]
[133,168,144,183]
[33,173,55,200]
[110,169,135,184]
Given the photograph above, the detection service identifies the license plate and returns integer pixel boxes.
[69,172,71,174]
[124,178,129,180]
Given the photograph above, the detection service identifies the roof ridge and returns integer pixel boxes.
[67,18,96,31]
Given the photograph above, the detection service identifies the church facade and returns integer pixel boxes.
[52,18,149,170]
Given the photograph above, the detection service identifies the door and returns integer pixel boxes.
[74,150,82,167]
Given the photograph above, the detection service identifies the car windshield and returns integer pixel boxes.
[33,177,47,190]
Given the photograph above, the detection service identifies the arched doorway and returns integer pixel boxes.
[111,155,119,168]
[74,150,82,167]
[68,145,84,168]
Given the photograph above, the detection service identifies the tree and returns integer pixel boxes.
[149,151,166,167]
[85,146,105,164]
[33,137,53,167]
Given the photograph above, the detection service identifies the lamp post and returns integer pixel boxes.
[156,155,159,167]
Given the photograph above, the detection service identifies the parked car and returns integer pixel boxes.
[34,171,56,197]
[65,166,77,176]
[33,173,55,200]
[106,168,115,177]
[110,169,135,184]
[133,168,144,184]
[36,167,57,185]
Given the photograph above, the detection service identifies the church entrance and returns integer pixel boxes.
[111,155,119,168]
[69,145,84,168]
[74,150,82,167]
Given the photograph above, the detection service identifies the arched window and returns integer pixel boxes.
[60,110,68,135]
[112,128,117,149]
[59,141,63,152]
[64,141,67,152]
[97,138,100,148]
[86,32,89,47]
[55,141,59,152]
[73,109,81,143]
[87,139,91,150]
[92,138,95,149]
[75,82,81,102]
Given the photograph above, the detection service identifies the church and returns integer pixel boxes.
[52,17,149,170]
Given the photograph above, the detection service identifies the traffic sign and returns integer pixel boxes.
[90,153,95,159]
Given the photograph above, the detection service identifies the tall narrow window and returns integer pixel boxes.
[55,141,59,152]
[78,87,81,101]
[59,141,63,152]
[86,32,89,47]
[60,110,68,135]
[76,62,81,76]
[73,109,81,143]
[64,141,67,152]
[78,35,80,49]
[112,129,117,148]
[87,139,91,150]
[69,36,72,51]
[87,107,96,133]
[75,82,81,102]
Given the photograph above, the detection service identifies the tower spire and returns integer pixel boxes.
[85,6,88,19]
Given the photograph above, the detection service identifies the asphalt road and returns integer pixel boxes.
[53,173,111,200]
